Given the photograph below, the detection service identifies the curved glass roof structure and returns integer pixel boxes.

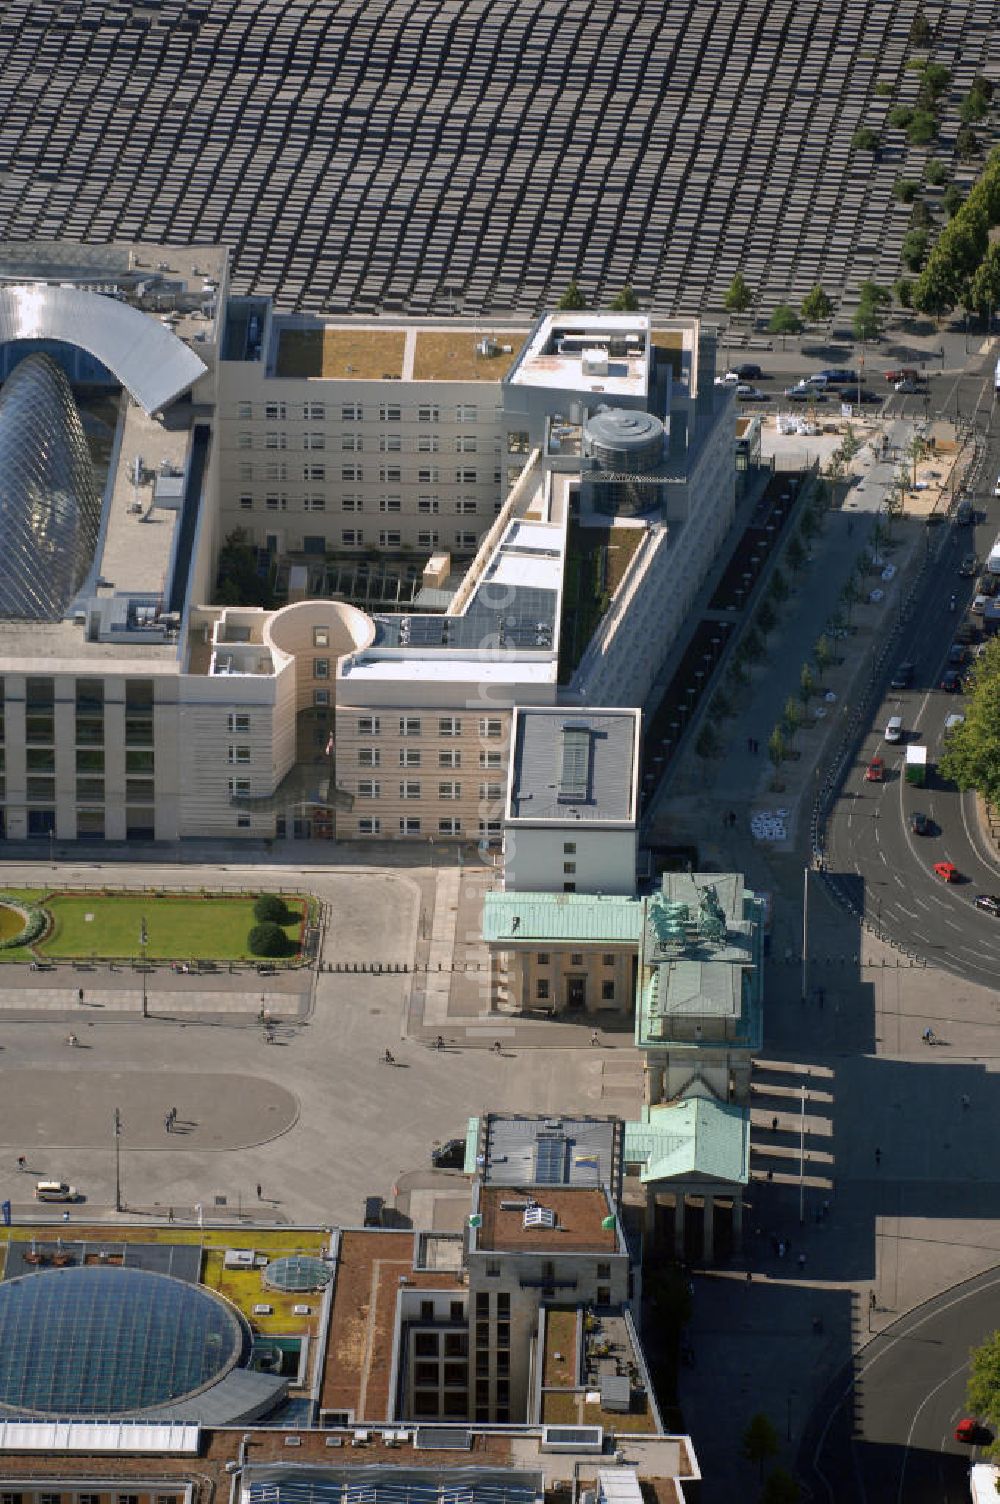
[263,1255,332,1293]
[0,353,102,620]
[0,1265,247,1417]
[0,284,206,414]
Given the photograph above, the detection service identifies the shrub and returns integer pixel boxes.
[907,110,938,145]
[254,892,289,924]
[893,178,919,203]
[851,128,879,151]
[924,158,947,187]
[888,106,914,130]
[248,921,292,958]
[956,127,980,161]
[942,184,964,219]
[874,82,893,98]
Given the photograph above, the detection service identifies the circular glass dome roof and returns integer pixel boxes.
[0,1265,247,1417]
[263,1254,332,1293]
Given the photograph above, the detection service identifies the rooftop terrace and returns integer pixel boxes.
[475,1187,617,1255]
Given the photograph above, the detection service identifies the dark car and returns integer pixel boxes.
[948,643,967,665]
[363,1195,385,1228]
[890,662,914,690]
[940,670,963,692]
[431,1138,466,1169]
[975,895,1000,917]
[955,621,980,645]
[910,811,930,836]
[959,554,977,577]
[735,362,763,380]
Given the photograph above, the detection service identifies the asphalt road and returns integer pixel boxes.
[805,1265,1000,1503]
[824,369,1000,986]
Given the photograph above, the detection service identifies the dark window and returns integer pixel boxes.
[443,1391,468,1416]
[597,1263,611,1279]
[497,1292,510,1316]
[415,1332,438,1357]
[496,1322,510,1347]
[415,1362,438,1384]
[413,1391,439,1416]
[496,1379,510,1403]
[475,1292,490,1317]
[476,1320,489,1346]
[496,1407,510,1423]
[450,1299,464,1321]
[420,1299,435,1320]
[602,981,615,1001]
[496,1351,510,1376]
[444,1362,467,1386]
[476,1379,490,1404]
[476,1353,490,1376]
[444,1332,467,1358]
[597,1286,611,1305]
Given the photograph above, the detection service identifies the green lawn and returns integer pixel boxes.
[0,891,307,962]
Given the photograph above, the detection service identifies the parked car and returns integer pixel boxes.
[974,895,1000,917]
[955,620,979,644]
[973,594,988,615]
[822,368,857,384]
[431,1138,466,1169]
[890,662,914,690]
[783,384,819,401]
[804,373,829,388]
[959,554,977,577]
[940,670,963,692]
[34,1179,78,1202]
[910,811,929,835]
[933,861,960,882]
[895,378,920,393]
[736,384,766,400]
[883,367,921,383]
[721,371,741,384]
[948,643,967,665]
[734,362,763,380]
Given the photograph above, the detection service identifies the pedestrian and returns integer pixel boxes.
[778,1240,786,1259]
[747,736,753,754]
[962,1093,970,1110]
[922,1026,934,1044]
[821,1198,830,1220]
[62,1210,70,1223]
[164,1113,171,1133]
[256,1183,262,1200]
[78,987,83,1002]
[874,1146,881,1165]
[729,810,737,828]
[16,1156,25,1173]
[746,1269,753,1286]
[797,1252,806,1271]
[590,1029,599,1046]
[771,1115,779,1132]
[753,739,759,755]
[817,987,825,1009]
[493,1039,503,1055]
[869,1290,877,1311]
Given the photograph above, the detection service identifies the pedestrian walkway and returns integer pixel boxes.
[422,868,462,1026]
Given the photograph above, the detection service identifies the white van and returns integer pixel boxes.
[34,1179,77,1202]
[885,716,903,743]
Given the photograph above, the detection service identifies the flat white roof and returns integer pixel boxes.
[489,552,563,592]
[0,1419,200,1453]
[510,313,649,398]
[341,656,557,684]
[507,520,563,551]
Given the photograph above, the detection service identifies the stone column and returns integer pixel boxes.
[674,1193,686,1258]
[703,1193,715,1262]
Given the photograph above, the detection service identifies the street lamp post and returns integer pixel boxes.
[139,915,148,1019]
[799,1084,807,1224]
[113,1107,122,1212]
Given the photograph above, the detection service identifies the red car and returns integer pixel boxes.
[883,367,921,384]
[955,1417,991,1444]
[934,861,960,883]
[865,757,884,782]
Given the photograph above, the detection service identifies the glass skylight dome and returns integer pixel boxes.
[263,1254,332,1293]
[0,1264,247,1417]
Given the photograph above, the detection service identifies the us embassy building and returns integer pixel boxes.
[0,241,736,849]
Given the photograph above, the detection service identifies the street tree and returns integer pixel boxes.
[799,506,819,543]
[743,625,766,662]
[959,88,990,124]
[852,301,882,342]
[907,432,927,486]
[851,127,879,152]
[725,273,753,313]
[768,304,801,348]
[767,727,786,771]
[609,285,639,311]
[783,696,802,735]
[970,245,1000,320]
[894,276,914,308]
[965,1327,1000,1446]
[911,260,953,318]
[800,285,832,323]
[767,569,789,607]
[785,532,806,572]
[924,157,948,187]
[814,634,833,679]
[939,645,1000,806]
[888,106,914,130]
[742,1413,780,1483]
[840,576,861,625]
[799,662,815,705]
[556,281,586,311]
[755,599,777,636]
[760,1469,801,1504]
[920,62,951,98]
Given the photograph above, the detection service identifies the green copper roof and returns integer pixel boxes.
[482,891,646,944]
[625,1098,749,1185]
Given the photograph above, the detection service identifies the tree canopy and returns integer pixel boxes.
[725,273,753,313]
[609,285,639,311]
[800,285,832,322]
[556,281,586,311]
[767,304,802,344]
[939,641,1000,805]
[742,1413,780,1481]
